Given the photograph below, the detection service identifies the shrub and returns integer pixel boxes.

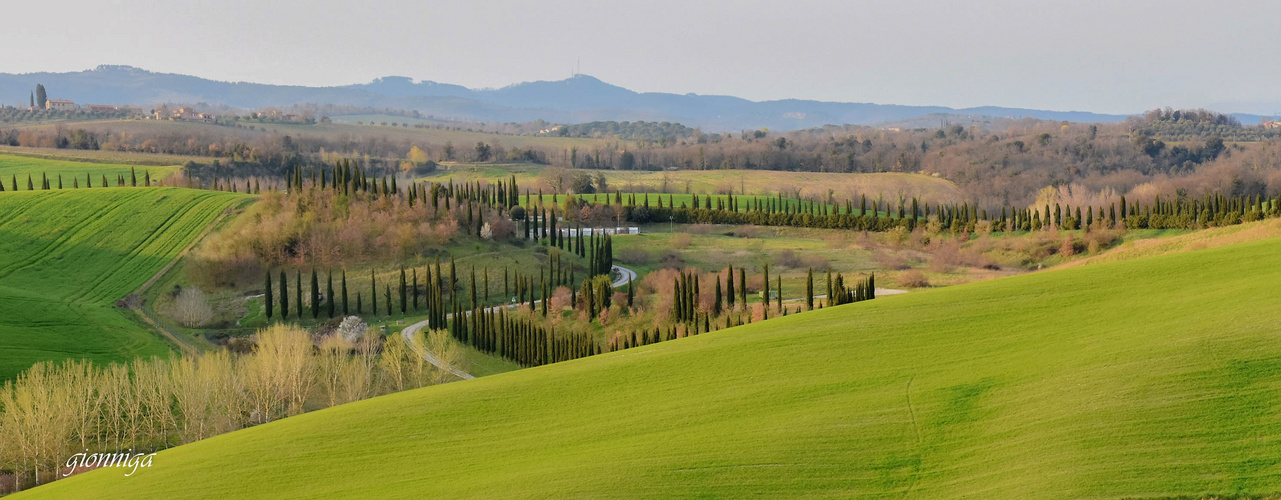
[618,248,650,265]
[174,287,214,327]
[774,250,803,269]
[336,316,369,343]
[658,250,685,269]
[896,270,930,288]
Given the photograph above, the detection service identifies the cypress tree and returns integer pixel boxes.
[295,269,303,319]
[762,264,771,308]
[470,267,478,310]
[371,270,377,315]
[310,268,320,318]
[265,270,274,320]
[327,271,335,318]
[279,270,289,319]
[356,292,363,314]
[714,276,723,316]
[738,269,747,307]
[725,265,735,307]
[413,268,420,310]
[341,270,349,315]
[776,275,782,310]
[399,266,407,314]
[385,284,393,316]
[806,268,814,310]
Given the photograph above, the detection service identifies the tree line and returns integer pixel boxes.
[534,188,1281,234]
[0,168,153,192]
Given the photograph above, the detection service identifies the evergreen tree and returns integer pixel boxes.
[385,284,393,316]
[806,268,814,310]
[738,268,747,307]
[326,272,335,318]
[762,264,771,308]
[264,270,274,320]
[776,275,782,310]
[399,266,408,314]
[370,270,377,315]
[279,270,289,318]
[714,276,723,316]
[725,265,735,307]
[295,270,303,319]
[310,268,320,318]
[341,270,349,315]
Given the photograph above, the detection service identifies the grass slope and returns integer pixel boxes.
[25,229,1281,498]
[0,154,180,187]
[0,188,246,379]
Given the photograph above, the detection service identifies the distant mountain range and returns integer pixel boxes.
[0,65,1262,131]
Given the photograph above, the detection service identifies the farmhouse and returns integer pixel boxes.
[86,104,118,113]
[45,99,76,111]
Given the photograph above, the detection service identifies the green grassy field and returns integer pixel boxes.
[0,188,247,379]
[0,145,205,167]
[0,154,180,187]
[27,220,1281,498]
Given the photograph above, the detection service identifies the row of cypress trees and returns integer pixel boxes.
[260,240,609,322]
[2,169,151,192]
[522,188,1281,233]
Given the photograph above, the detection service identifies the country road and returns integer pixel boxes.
[611,264,637,287]
[401,318,475,380]
[401,264,637,379]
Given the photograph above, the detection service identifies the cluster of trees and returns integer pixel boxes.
[0,323,461,492]
[259,236,612,324]
[448,305,596,367]
[1,169,153,192]
[552,121,697,143]
[823,271,875,306]
[0,126,118,149]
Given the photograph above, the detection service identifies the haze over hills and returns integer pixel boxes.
[0,65,1166,131]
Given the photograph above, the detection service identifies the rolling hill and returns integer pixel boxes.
[22,220,1281,498]
[0,65,1135,131]
[0,188,247,380]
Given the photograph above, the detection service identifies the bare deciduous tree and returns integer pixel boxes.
[173,287,214,327]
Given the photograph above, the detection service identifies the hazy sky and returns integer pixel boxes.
[6,0,1280,115]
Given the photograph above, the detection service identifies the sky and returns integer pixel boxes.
[5,0,1280,115]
